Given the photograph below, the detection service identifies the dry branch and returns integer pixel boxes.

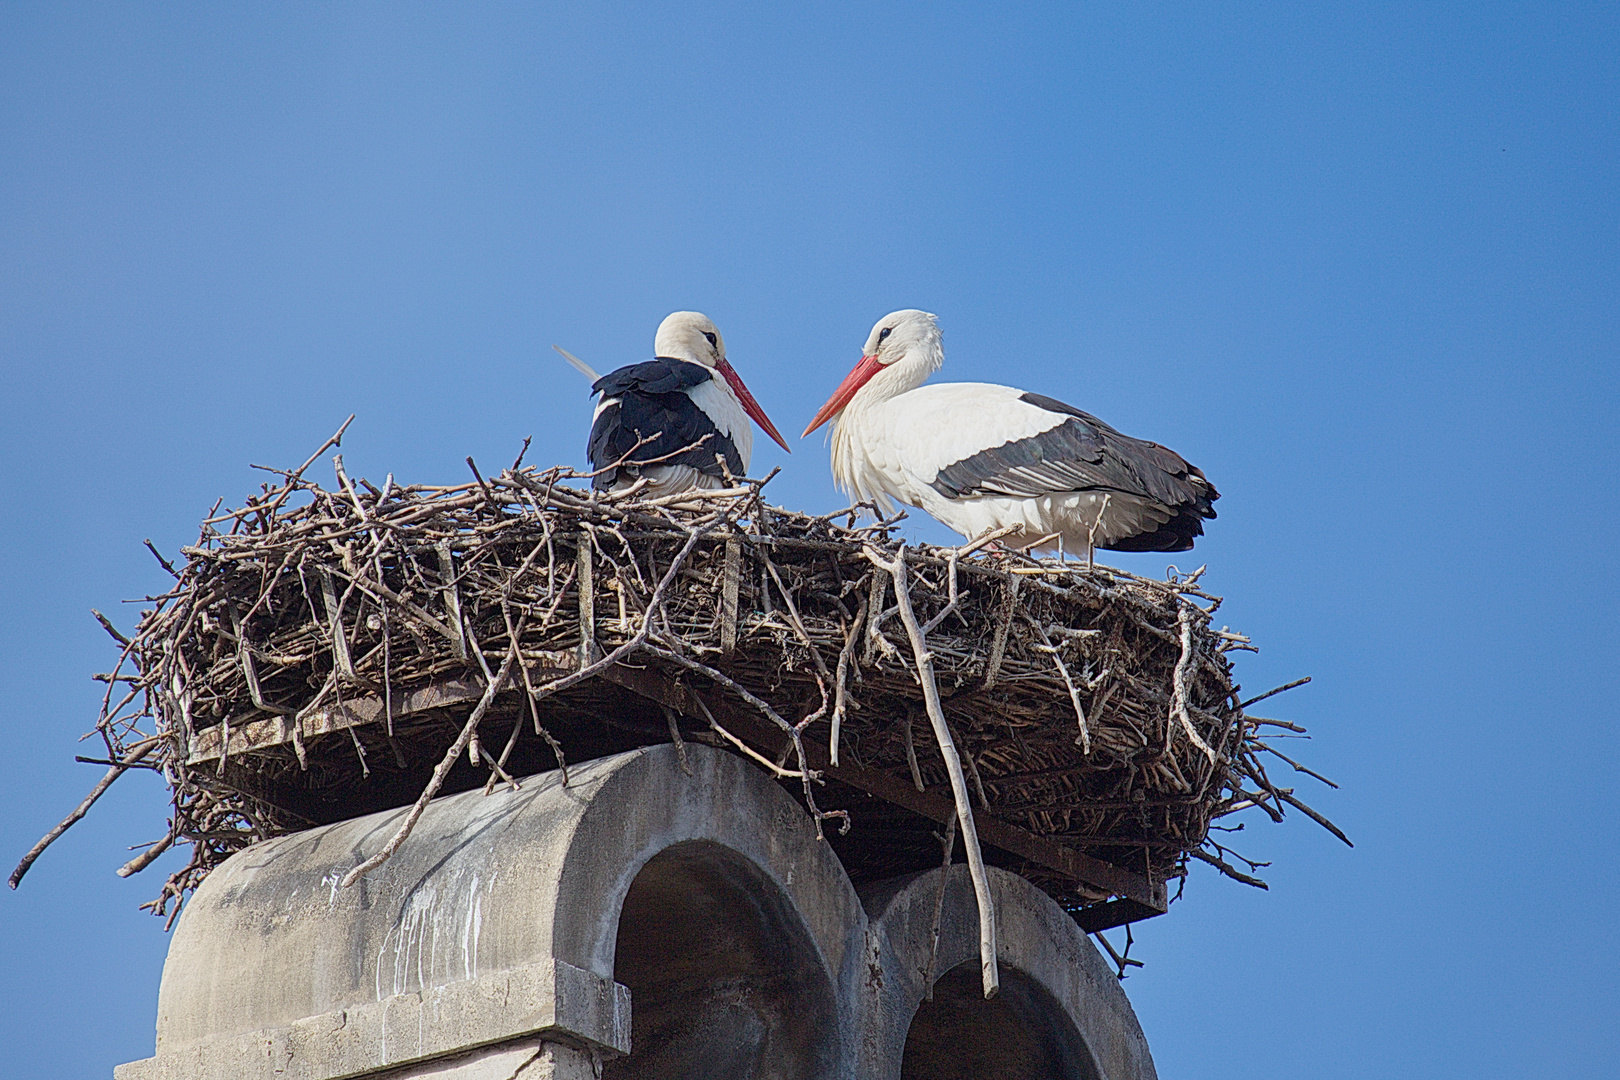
[866,543,998,999]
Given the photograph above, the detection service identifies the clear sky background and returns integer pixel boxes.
[2,4,1615,1077]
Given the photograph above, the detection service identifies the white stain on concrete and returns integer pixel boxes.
[323,870,345,909]
[374,867,498,1000]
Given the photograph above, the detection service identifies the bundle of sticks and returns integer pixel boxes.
[14,423,1342,994]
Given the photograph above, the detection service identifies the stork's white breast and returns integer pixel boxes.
[685,377,753,469]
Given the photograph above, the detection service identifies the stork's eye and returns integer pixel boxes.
[703,331,718,347]
[878,327,893,342]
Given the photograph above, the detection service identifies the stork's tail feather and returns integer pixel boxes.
[553,345,601,384]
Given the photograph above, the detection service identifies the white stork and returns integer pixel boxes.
[585,312,790,496]
[802,310,1219,557]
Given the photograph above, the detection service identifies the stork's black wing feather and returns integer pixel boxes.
[930,392,1219,552]
[587,359,742,489]
[591,358,711,398]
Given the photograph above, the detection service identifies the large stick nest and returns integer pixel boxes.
[18,438,1342,926]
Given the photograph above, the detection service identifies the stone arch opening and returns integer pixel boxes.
[901,960,1100,1080]
[603,839,840,1080]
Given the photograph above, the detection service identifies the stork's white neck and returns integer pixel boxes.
[827,331,943,508]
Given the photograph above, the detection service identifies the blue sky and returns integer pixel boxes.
[2,3,1616,1076]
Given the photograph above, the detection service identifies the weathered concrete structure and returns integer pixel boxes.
[117,744,1156,1079]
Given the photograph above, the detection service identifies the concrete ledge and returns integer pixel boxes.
[114,958,628,1080]
[116,744,1157,1079]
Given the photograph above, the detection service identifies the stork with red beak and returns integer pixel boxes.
[802,310,1219,557]
[586,311,790,496]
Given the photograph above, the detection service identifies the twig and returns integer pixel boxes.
[920,547,961,636]
[1032,622,1091,754]
[639,645,847,839]
[1276,789,1353,847]
[466,457,497,506]
[10,737,162,888]
[663,705,693,777]
[91,609,131,647]
[764,555,833,685]
[255,414,355,520]
[1189,846,1269,889]
[552,344,601,382]
[980,575,1019,691]
[143,540,180,579]
[340,625,525,887]
[1092,923,1143,980]
[1239,676,1312,710]
[864,543,999,999]
[1253,740,1340,789]
[829,594,866,766]
[920,526,1018,637]
[1171,601,1218,763]
[902,709,925,791]
[720,535,742,653]
[683,690,804,780]
[922,814,957,999]
[117,821,178,877]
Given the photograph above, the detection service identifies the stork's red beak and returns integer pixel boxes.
[715,357,791,454]
[802,354,884,437]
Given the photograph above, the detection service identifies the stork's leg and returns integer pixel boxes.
[1082,494,1110,571]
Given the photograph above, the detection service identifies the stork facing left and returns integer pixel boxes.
[802,309,1219,561]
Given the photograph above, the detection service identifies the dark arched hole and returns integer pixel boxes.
[604,840,838,1080]
[902,961,1099,1080]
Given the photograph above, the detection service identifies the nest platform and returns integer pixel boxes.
[17,440,1341,941]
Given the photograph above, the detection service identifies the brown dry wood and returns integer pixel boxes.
[9,737,162,888]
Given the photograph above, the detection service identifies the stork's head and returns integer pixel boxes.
[654,311,728,368]
[803,310,942,437]
[654,310,790,454]
[860,309,941,361]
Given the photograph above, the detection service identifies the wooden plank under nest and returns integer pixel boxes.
[185,661,1166,929]
[187,679,482,764]
[186,655,575,766]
